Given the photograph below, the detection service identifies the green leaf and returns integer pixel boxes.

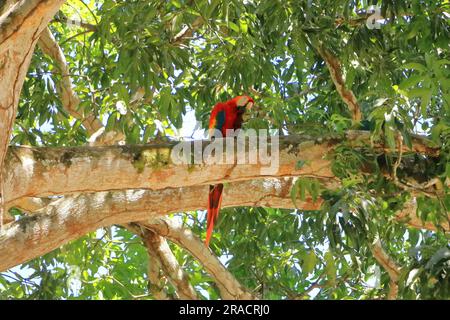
[296,160,306,170]
[106,112,118,131]
[228,21,240,33]
[398,75,422,91]
[239,19,248,34]
[403,62,427,73]
[302,251,317,275]
[384,121,397,151]
[445,162,450,178]
[290,179,300,208]
[324,251,337,287]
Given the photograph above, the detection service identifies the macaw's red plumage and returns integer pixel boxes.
[205,95,254,246]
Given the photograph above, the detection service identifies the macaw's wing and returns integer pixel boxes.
[209,109,226,138]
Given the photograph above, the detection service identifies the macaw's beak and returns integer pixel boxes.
[238,101,254,113]
[242,102,255,121]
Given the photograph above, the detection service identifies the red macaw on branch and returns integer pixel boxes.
[206,95,254,246]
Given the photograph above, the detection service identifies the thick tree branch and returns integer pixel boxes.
[370,239,400,300]
[2,135,334,203]
[1,175,447,272]
[145,245,171,300]
[124,225,171,300]
[142,217,256,300]
[0,0,64,171]
[127,224,198,300]
[3,132,438,205]
[0,0,65,227]
[0,178,319,271]
[317,46,362,121]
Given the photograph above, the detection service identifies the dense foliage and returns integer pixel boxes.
[1,0,449,299]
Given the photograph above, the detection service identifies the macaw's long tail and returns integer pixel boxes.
[206,183,224,246]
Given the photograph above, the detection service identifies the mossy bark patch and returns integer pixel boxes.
[121,145,172,173]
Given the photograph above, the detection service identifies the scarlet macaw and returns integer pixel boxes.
[206,95,254,246]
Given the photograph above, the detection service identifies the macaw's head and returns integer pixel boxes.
[233,95,254,114]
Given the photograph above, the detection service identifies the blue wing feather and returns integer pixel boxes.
[215,110,225,130]
[209,110,225,138]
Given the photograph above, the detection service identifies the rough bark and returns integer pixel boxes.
[1,175,447,272]
[0,178,319,271]
[129,225,198,300]
[142,217,256,300]
[145,245,170,300]
[317,45,362,121]
[0,0,64,172]
[0,0,65,229]
[3,131,438,206]
[370,239,401,300]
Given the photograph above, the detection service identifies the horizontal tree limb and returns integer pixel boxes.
[3,131,438,206]
[0,178,320,271]
[1,176,447,272]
